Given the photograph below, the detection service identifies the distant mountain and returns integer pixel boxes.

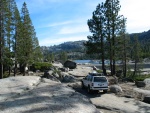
[130,30,150,41]
[46,40,86,53]
[40,30,150,60]
[41,40,88,60]
[41,30,150,53]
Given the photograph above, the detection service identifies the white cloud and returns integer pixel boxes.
[48,21,73,27]
[39,35,88,46]
[120,0,150,33]
[58,25,89,34]
[37,21,73,29]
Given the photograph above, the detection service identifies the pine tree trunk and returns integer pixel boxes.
[102,53,106,75]
[0,10,4,79]
[0,32,3,79]
[23,66,25,76]
[0,64,3,79]
[113,60,115,75]
[133,60,137,77]
[124,58,127,77]
[14,61,17,77]
[123,41,127,77]
[109,40,113,76]
[112,8,116,75]
[23,63,27,76]
[100,28,106,75]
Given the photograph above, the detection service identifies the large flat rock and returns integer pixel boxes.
[91,94,150,113]
[0,76,41,102]
[0,76,99,113]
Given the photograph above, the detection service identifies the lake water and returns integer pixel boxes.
[73,60,150,69]
[73,60,100,64]
[73,60,116,64]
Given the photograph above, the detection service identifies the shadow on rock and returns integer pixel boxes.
[68,83,104,98]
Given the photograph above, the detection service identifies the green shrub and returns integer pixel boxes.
[126,69,133,78]
[32,62,52,72]
[134,74,150,81]
[97,70,103,73]
[52,69,61,77]
[3,71,10,78]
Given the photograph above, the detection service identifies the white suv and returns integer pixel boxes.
[81,73,109,93]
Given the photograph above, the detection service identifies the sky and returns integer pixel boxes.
[16,0,150,46]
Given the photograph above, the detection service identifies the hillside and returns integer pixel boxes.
[130,30,150,41]
[40,29,150,60]
[47,40,86,53]
[42,29,150,52]
[41,40,89,60]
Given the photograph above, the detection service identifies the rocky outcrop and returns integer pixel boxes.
[42,70,60,82]
[144,78,150,85]
[143,96,150,104]
[133,88,150,104]
[60,72,76,83]
[135,81,146,87]
[91,94,150,113]
[64,60,77,69]
[62,75,76,83]
[135,78,150,88]
[109,85,122,93]
[59,67,69,72]
[144,78,150,90]
[42,68,77,83]
[0,76,99,113]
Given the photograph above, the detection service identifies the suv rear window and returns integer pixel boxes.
[94,77,107,82]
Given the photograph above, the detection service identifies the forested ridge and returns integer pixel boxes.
[41,28,150,60]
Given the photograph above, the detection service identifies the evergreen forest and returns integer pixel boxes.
[0,0,42,78]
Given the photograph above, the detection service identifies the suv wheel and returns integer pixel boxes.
[87,86,91,93]
[81,82,85,89]
[103,90,108,93]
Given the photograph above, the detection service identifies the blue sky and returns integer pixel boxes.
[16,0,150,46]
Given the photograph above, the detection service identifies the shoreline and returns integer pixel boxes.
[77,63,150,75]
[77,63,150,69]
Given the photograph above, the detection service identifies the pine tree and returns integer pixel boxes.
[120,18,130,77]
[60,51,67,64]
[13,2,21,76]
[132,35,142,77]
[104,0,123,75]
[31,32,43,63]
[4,0,17,76]
[85,3,106,74]
[17,2,34,76]
[0,0,9,79]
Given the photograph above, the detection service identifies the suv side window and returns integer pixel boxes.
[87,75,93,81]
[86,75,90,81]
[90,76,93,81]
[84,76,88,80]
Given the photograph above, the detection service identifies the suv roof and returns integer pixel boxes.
[89,73,103,76]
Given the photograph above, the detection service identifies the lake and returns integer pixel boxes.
[73,60,100,64]
[73,60,150,69]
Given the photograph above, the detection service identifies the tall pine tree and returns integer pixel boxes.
[132,35,142,77]
[18,2,34,76]
[85,3,107,74]
[104,0,123,75]
[4,0,17,76]
[13,2,21,76]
